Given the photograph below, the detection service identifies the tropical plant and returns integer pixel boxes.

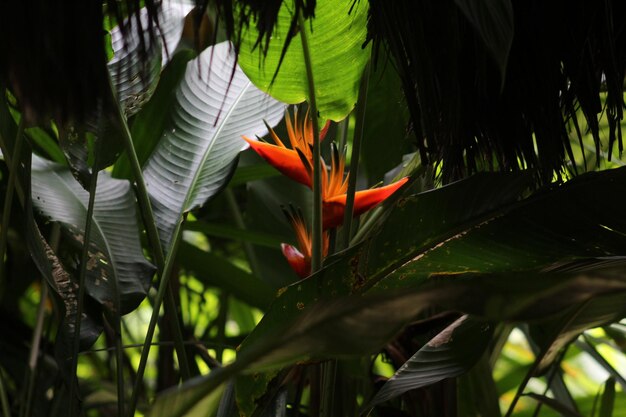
[1,1,626,417]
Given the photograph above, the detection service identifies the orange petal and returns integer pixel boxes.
[243,137,312,187]
[281,243,310,278]
[322,177,409,229]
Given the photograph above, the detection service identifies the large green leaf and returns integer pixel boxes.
[149,167,626,416]
[368,315,493,408]
[112,50,196,179]
[237,0,371,121]
[25,154,102,392]
[149,268,626,417]
[142,41,285,252]
[31,155,155,314]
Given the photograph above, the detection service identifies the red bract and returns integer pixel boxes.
[280,243,310,279]
[281,207,329,278]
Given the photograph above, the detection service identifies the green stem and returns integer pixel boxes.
[167,281,191,382]
[108,72,191,414]
[341,63,370,249]
[0,118,24,282]
[337,117,350,153]
[128,221,185,416]
[68,138,101,417]
[108,74,165,270]
[297,12,323,272]
[0,367,10,417]
[216,290,229,363]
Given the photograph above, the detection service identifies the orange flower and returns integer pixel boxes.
[298,144,410,229]
[280,206,329,278]
[245,109,409,230]
[242,108,330,187]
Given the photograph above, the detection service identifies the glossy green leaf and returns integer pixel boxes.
[142,41,285,252]
[112,49,196,179]
[31,155,155,314]
[368,315,493,408]
[454,0,514,86]
[25,126,66,164]
[25,154,102,387]
[237,0,371,121]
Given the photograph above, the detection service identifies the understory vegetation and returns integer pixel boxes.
[1,1,626,416]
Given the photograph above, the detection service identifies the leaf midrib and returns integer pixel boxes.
[179,79,253,215]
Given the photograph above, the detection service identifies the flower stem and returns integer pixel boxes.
[0,367,10,417]
[106,72,190,414]
[337,117,350,153]
[68,130,101,417]
[297,11,323,273]
[341,63,370,249]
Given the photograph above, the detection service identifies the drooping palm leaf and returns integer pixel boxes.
[142,41,285,253]
[31,155,155,315]
[366,0,626,183]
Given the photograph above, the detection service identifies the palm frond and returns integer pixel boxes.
[366,0,626,184]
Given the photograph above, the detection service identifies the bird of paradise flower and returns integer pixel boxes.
[243,108,408,278]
